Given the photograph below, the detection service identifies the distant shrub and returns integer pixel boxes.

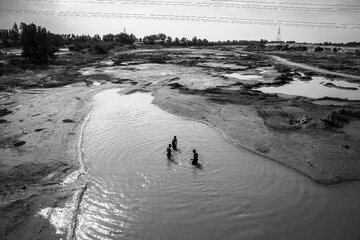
[274,64,291,73]
[314,46,324,52]
[280,45,290,51]
[68,44,80,51]
[69,41,114,54]
[293,46,307,51]
[92,44,107,54]
[245,42,265,51]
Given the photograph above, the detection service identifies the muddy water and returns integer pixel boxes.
[76,89,360,240]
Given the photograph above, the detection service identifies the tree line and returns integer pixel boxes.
[141,33,210,46]
[0,22,272,63]
[0,22,139,63]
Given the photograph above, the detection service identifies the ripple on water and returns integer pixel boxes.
[75,89,360,240]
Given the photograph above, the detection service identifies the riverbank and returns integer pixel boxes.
[0,83,118,239]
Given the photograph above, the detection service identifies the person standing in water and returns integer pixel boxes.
[167,144,173,160]
[191,149,198,165]
[172,136,177,151]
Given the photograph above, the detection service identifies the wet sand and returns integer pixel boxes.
[0,83,117,239]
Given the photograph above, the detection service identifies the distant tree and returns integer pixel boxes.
[166,36,172,44]
[9,23,20,47]
[191,36,198,46]
[129,33,137,43]
[48,33,65,47]
[93,34,101,42]
[0,29,10,47]
[157,33,167,44]
[143,34,157,44]
[174,37,180,45]
[103,34,115,42]
[20,22,51,63]
[114,32,136,44]
[180,37,188,46]
[76,35,91,42]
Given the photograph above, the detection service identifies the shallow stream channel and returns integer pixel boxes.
[75,89,360,240]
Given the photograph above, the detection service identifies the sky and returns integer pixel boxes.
[0,0,359,43]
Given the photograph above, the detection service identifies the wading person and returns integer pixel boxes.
[172,136,177,150]
[191,149,198,165]
[167,144,173,160]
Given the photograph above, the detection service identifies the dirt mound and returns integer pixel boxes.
[321,109,360,128]
[257,109,315,130]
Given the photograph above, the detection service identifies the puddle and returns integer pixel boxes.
[99,59,114,66]
[75,89,360,240]
[223,73,270,85]
[55,48,70,55]
[257,77,360,100]
[198,62,248,70]
[224,73,261,81]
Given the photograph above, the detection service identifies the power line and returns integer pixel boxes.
[209,0,360,7]
[1,8,359,30]
[26,0,360,13]
[28,0,360,7]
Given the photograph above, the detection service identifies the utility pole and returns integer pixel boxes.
[123,27,126,34]
[276,27,282,42]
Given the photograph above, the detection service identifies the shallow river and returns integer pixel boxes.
[76,89,360,240]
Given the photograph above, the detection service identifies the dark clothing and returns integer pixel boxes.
[167,147,172,159]
[191,152,198,165]
[172,139,177,150]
